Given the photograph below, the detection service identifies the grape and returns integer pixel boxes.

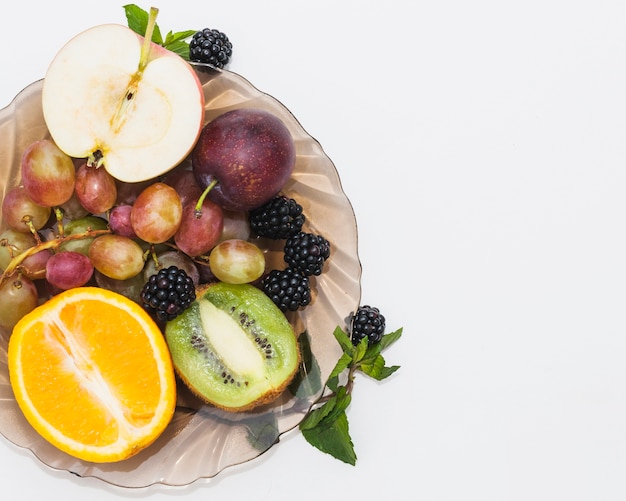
[162,166,202,207]
[88,234,145,280]
[209,239,266,284]
[130,182,182,243]
[174,197,223,257]
[0,229,51,280]
[58,191,89,220]
[2,186,52,232]
[143,250,200,285]
[21,139,76,207]
[45,251,94,290]
[21,247,53,281]
[0,229,37,270]
[94,270,145,303]
[74,162,117,214]
[115,178,152,205]
[58,215,109,255]
[220,209,251,242]
[0,275,39,331]
[108,205,137,238]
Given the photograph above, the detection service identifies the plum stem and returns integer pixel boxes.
[194,179,218,217]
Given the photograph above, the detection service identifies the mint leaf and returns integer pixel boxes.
[353,336,369,363]
[301,411,356,466]
[163,30,196,60]
[328,352,352,381]
[359,353,386,378]
[360,354,401,381]
[300,394,338,431]
[300,322,402,464]
[123,4,163,44]
[333,325,355,355]
[164,29,196,45]
[166,40,191,60]
[376,364,401,380]
[378,327,403,351]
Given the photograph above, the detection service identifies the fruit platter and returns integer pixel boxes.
[0,5,400,488]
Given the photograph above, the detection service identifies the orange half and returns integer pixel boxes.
[8,287,176,463]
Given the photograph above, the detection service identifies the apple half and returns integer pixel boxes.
[42,22,205,183]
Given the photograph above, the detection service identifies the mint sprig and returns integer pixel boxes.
[299,326,402,465]
[123,4,196,60]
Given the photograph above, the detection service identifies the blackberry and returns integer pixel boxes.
[350,305,386,346]
[249,195,305,239]
[283,231,330,276]
[262,267,311,312]
[140,266,196,321]
[189,28,233,69]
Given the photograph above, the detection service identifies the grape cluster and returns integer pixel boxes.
[0,139,249,331]
[0,137,333,331]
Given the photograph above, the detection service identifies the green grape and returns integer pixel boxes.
[58,215,109,255]
[2,186,51,232]
[89,234,145,280]
[0,275,39,332]
[209,239,266,284]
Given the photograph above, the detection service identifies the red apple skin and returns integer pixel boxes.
[174,198,224,257]
[192,108,296,211]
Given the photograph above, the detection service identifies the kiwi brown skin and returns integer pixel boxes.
[165,282,301,412]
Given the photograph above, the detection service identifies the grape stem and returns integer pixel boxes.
[0,229,112,289]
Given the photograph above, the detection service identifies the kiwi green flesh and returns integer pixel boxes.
[165,282,300,411]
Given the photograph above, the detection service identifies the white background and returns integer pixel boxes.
[1,0,626,499]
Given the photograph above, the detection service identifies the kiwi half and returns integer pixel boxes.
[165,282,300,412]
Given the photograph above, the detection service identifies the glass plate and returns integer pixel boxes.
[0,66,362,487]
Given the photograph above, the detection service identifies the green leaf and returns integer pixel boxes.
[377,364,401,380]
[166,41,190,60]
[164,29,196,45]
[379,327,403,351]
[299,394,338,431]
[301,410,356,465]
[123,4,163,44]
[328,352,352,381]
[333,325,354,355]
[360,353,401,381]
[326,374,340,392]
[360,353,386,378]
[353,336,368,363]
[299,386,350,431]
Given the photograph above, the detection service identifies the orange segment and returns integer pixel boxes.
[8,287,176,463]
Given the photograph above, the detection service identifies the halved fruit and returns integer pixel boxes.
[165,282,300,412]
[42,20,205,183]
[8,287,176,463]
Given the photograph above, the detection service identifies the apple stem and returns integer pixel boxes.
[139,7,159,74]
[109,7,160,141]
[195,179,218,217]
